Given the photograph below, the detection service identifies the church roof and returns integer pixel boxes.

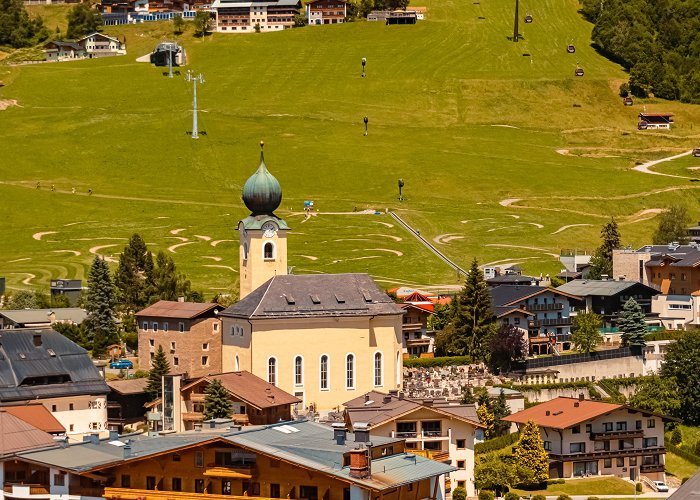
[239,214,289,231]
[220,274,404,319]
[242,144,282,216]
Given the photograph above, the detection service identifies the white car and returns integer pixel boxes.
[654,481,669,492]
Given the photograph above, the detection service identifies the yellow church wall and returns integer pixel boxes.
[222,316,402,412]
[239,223,288,300]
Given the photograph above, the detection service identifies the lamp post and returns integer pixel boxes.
[363,116,368,136]
[361,57,366,77]
[186,70,205,139]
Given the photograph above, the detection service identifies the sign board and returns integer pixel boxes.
[303,201,314,207]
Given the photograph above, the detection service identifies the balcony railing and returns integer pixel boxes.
[529,318,572,328]
[640,464,665,473]
[396,431,417,438]
[3,484,50,497]
[408,449,450,462]
[590,430,643,441]
[104,487,277,500]
[549,446,665,462]
[524,303,564,312]
[182,412,204,422]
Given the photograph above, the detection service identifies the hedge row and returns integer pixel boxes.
[403,356,473,368]
[496,381,592,392]
[475,432,520,455]
[667,443,700,467]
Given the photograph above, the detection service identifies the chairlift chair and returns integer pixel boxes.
[567,44,575,53]
[575,66,584,77]
[624,96,633,106]
[693,148,700,157]
[524,14,533,23]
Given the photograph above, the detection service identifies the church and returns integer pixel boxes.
[220,144,404,414]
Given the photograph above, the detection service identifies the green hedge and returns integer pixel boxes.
[496,381,592,391]
[667,443,700,466]
[475,432,520,454]
[403,356,473,368]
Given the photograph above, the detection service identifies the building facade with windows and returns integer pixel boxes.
[210,0,300,33]
[343,391,482,497]
[220,147,404,414]
[137,301,223,378]
[305,0,346,25]
[504,397,672,481]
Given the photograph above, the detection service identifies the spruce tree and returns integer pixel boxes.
[588,218,620,280]
[617,297,647,347]
[84,256,118,357]
[203,379,233,420]
[492,389,512,437]
[114,234,155,311]
[452,258,494,360]
[513,420,549,485]
[153,251,178,301]
[145,345,170,401]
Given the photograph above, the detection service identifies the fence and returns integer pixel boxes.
[517,347,638,370]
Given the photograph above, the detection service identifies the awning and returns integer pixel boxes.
[202,468,252,479]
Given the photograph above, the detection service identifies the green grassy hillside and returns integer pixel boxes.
[1,0,699,295]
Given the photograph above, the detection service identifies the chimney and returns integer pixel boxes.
[123,443,132,458]
[332,423,347,446]
[33,333,42,347]
[545,410,551,416]
[353,423,370,443]
[82,433,100,445]
[177,296,185,303]
[383,395,392,404]
[108,430,119,441]
[398,392,405,401]
[579,393,585,401]
[423,399,433,407]
[364,394,370,402]
[388,389,399,397]
[348,447,370,479]
[574,402,579,408]
[194,423,202,432]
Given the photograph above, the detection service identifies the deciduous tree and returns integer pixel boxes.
[661,333,700,424]
[0,0,48,48]
[629,375,681,416]
[571,311,602,354]
[477,402,495,440]
[513,420,549,485]
[653,205,691,245]
[490,324,527,374]
[172,13,185,34]
[618,297,647,347]
[193,11,212,37]
[66,2,102,39]
[474,455,517,494]
[204,378,233,420]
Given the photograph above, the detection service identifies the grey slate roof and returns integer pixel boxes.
[644,249,700,268]
[220,274,404,319]
[669,471,700,500]
[0,329,109,402]
[556,279,659,297]
[0,308,87,326]
[18,420,455,490]
[490,285,547,307]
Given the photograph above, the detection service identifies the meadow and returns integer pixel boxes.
[2,0,700,296]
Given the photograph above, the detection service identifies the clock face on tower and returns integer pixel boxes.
[261,222,277,238]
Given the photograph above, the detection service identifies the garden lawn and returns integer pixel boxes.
[2,0,700,295]
[512,477,635,496]
[665,452,700,481]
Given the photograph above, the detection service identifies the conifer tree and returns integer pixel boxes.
[145,345,170,401]
[618,298,647,347]
[153,251,178,301]
[114,234,155,311]
[84,256,118,357]
[492,389,512,437]
[588,218,620,280]
[513,420,549,485]
[477,402,495,440]
[452,258,494,360]
[204,379,233,420]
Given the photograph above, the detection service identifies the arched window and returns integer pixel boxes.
[320,355,329,390]
[294,356,303,386]
[374,352,383,386]
[268,357,277,385]
[234,354,240,371]
[346,354,355,389]
[263,242,274,260]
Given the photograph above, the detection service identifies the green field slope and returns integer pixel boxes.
[1,0,699,295]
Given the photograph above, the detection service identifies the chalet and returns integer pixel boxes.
[50,279,82,305]
[305,0,346,25]
[386,10,417,24]
[106,378,150,433]
[43,40,86,61]
[210,0,300,32]
[504,396,674,481]
[343,391,482,496]
[77,32,126,57]
[638,113,673,130]
[0,308,86,329]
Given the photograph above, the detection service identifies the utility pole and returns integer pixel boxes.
[168,43,174,78]
[186,70,204,139]
[513,0,519,42]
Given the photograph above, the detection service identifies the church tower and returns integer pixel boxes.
[238,142,289,299]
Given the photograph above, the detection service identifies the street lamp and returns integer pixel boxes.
[361,57,366,77]
[363,116,368,136]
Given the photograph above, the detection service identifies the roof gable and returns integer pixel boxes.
[136,300,220,319]
[0,412,57,456]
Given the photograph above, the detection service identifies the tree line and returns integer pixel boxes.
[580,0,700,102]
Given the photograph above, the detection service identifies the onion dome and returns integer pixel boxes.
[242,141,282,215]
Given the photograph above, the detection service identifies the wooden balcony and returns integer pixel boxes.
[189,394,205,403]
[529,318,572,328]
[524,303,564,312]
[640,464,665,473]
[3,484,50,497]
[105,487,277,500]
[407,449,450,462]
[182,412,204,422]
[590,430,643,441]
[549,446,665,462]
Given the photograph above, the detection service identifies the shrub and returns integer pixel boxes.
[556,495,572,500]
[546,479,565,485]
[682,477,689,485]
[478,491,495,500]
[619,83,630,97]
[671,427,682,445]
[403,356,473,368]
[587,497,600,500]
[533,495,546,500]
[636,483,643,493]
[505,493,519,500]
[475,432,520,455]
[453,487,467,500]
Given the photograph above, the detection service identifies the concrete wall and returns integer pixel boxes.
[524,355,645,383]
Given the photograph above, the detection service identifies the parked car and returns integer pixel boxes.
[110,359,133,369]
[654,481,669,492]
